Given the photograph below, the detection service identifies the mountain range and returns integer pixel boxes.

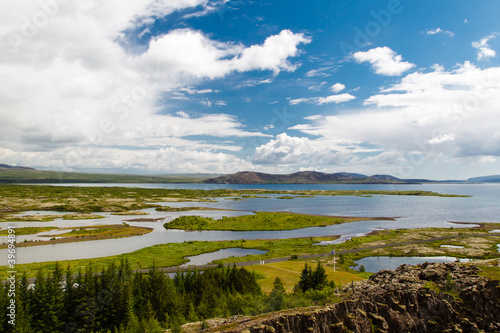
[202,171,420,184]
[1,164,499,184]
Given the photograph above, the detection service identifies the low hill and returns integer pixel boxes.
[468,175,500,183]
[0,165,216,183]
[0,164,34,170]
[203,171,416,184]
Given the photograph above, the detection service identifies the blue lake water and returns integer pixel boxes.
[180,248,267,267]
[2,183,499,264]
[353,256,472,273]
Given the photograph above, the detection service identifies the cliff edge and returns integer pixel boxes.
[190,262,500,332]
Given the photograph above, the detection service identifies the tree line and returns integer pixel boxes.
[0,260,337,332]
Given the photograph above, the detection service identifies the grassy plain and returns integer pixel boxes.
[0,185,468,215]
[164,212,394,231]
[0,226,58,236]
[248,260,365,293]
[4,227,499,280]
[0,167,215,183]
[0,225,152,249]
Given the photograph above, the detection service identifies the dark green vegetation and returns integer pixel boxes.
[0,165,215,183]
[0,261,340,332]
[0,185,468,215]
[164,212,392,231]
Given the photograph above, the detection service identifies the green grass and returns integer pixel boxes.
[477,263,500,281]
[0,168,215,183]
[164,212,393,231]
[0,213,105,222]
[2,226,498,280]
[0,236,344,279]
[0,226,58,236]
[248,260,365,293]
[0,185,469,215]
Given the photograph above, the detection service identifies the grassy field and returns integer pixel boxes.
[0,226,58,236]
[477,260,500,281]
[0,185,468,215]
[164,212,394,231]
[0,225,152,249]
[248,260,365,293]
[2,226,499,279]
[0,168,215,183]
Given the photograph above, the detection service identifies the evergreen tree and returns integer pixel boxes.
[266,277,286,311]
[15,274,32,332]
[297,263,313,292]
[311,262,327,290]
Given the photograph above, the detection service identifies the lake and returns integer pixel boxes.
[353,256,472,273]
[2,183,499,264]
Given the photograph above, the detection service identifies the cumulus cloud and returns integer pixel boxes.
[352,47,416,76]
[0,145,252,174]
[425,28,455,37]
[253,133,313,164]
[0,1,308,172]
[330,83,345,93]
[289,93,355,105]
[472,35,496,60]
[253,133,346,165]
[291,63,500,172]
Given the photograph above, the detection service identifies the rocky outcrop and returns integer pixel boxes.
[211,263,500,332]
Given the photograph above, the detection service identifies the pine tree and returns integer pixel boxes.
[15,274,32,332]
[267,277,286,311]
[297,263,313,292]
[311,262,327,290]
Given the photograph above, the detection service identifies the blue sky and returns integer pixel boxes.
[1,0,500,179]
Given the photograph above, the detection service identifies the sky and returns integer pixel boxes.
[1,0,500,180]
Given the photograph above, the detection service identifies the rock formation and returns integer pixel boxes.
[203,263,500,332]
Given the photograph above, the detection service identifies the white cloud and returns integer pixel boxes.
[199,98,212,107]
[472,35,496,60]
[305,66,337,78]
[425,28,455,37]
[178,87,218,94]
[253,133,312,164]
[231,30,311,73]
[253,133,346,165]
[0,1,308,172]
[330,83,345,93]
[352,47,416,76]
[308,81,328,91]
[317,94,356,104]
[0,145,251,174]
[176,111,190,118]
[291,63,500,173]
[289,93,355,105]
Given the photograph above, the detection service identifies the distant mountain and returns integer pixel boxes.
[203,171,418,184]
[0,166,217,183]
[0,164,35,170]
[467,175,500,183]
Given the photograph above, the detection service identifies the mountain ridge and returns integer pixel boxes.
[203,171,419,184]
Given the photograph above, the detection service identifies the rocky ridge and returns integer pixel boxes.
[193,263,500,332]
